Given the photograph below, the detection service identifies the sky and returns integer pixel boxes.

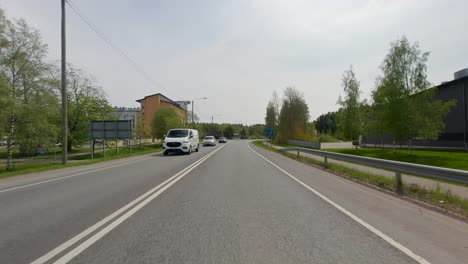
[2,0,467,124]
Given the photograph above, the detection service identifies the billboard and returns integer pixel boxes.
[90,120,132,140]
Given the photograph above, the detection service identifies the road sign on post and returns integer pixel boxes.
[266,129,274,137]
[266,129,274,147]
[89,120,132,159]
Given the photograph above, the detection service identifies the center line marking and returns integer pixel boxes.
[31,145,226,264]
[249,144,430,264]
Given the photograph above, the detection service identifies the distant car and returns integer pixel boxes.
[219,137,227,143]
[203,136,216,146]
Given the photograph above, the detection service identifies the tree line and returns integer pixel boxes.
[265,36,456,153]
[136,106,266,142]
[0,9,115,170]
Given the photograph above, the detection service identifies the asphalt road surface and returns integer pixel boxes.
[0,141,467,264]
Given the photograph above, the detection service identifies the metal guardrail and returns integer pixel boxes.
[279,147,468,189]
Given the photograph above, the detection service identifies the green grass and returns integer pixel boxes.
[323,148,468,171]
[0,144,162,178]
[0,147,88,159]
[252,140,468,218]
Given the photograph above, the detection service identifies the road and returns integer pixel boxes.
[0,141,467,263]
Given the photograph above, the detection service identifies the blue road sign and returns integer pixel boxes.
[266,129,274,137]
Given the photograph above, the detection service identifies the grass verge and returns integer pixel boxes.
[252,140,468,218]
[324,148,468,171]
[0,144,162,179]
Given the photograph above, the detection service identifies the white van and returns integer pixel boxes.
[163,128,199,155]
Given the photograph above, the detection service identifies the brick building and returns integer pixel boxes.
[135,93,188,130]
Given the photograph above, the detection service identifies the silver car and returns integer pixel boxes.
[203,136,216,146]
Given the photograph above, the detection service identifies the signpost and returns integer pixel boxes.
[89,120,132,159]
[266,129,274,147]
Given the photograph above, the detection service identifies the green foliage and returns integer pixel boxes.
[223,126,234,139]
[66,65,115,150]
[371,36,455,153]
[240,128,247,139]
[265,101,277,131]
[317,133,339,143]
[151,107,184,139]
[0,14,60,161]
[0,9,119,171]
[279,87,310,143]
[337,65,363,141]
[314,111,338,135]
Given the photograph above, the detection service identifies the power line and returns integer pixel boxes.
[66,0,179,100]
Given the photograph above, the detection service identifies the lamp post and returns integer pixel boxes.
[211,115,222,136]
[191,97,207,126]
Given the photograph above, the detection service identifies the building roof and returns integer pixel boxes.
[135,93,186,111]
[436,73,468,90]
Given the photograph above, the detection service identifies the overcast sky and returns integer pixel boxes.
[2,0,467,124]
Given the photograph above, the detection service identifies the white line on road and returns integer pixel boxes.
[0,156,155,194]
[248,145,431,264]
[30,145,225,264]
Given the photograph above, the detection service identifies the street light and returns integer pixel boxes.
[191,97,207,126]
[211,114,222,136]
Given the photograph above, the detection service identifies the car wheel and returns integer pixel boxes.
[196,144,199,152]
[163,151,168,156]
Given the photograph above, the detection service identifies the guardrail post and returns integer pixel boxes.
[297,150,300,159]
[324,156,328,167]
[395,171,403,194]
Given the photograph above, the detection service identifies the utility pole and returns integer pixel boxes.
[61,0,68,164]
[191,100,194,127]
[191,97,207,127]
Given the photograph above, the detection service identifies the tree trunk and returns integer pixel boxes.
[67,139,72,152]
[6,115,15,171]
[6,137,13,171]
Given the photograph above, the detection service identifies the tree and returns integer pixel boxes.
[315,111,338,135]
[151,107,184,140]
[240,128,247,139]
[65,65,115,151]
[187,110,199,125]
[265,91,281,141]
[0,14,60,169]
[372,36,455,154]
[223,126,234,139]
[265,101,277,131]
[278,87,310,143]
[134,119,149,146]
[337,65,362,148]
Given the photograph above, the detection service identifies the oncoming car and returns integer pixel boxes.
[203,136,216,146]
[219,137,227,143]
[163,129,199,156]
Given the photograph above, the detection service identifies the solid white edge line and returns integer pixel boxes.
[248,144,431,264]
[1,156,155,194]
[52,144,225,264]
[30,145,225,264]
